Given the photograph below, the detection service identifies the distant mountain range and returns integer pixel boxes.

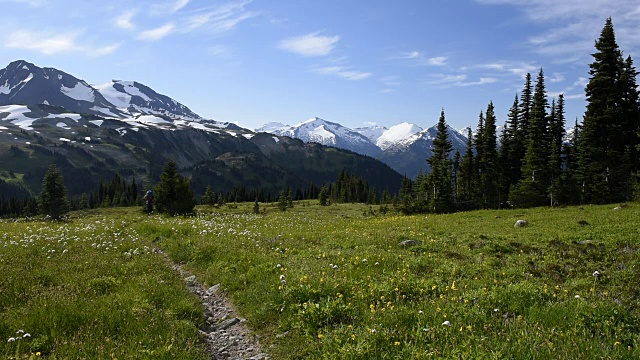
[257,117,469,178]
[0,60,402,197]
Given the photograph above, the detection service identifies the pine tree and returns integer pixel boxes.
[253,197,260,214]
[578,18,633,203]
[511,69,549,207]
[548,95,566,205]
[426,110,454,213]
[38,164,69,220]
[154,161,195,216]
[479,102,499,208]
[202,185,215,205]
[318,185,329,206]
[498,95,520,199]
[458,128,475,209]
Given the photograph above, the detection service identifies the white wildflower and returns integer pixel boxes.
[8,337,16,342]
[442,320,451,326]
[592,270,600,277]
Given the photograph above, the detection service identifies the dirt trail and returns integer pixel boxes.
[168,255,270,360]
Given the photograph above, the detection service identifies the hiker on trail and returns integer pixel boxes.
[143,190,154,216]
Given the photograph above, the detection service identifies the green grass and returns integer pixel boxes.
[2,202,640,359]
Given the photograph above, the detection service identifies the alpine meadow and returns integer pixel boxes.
[1,8,640,360]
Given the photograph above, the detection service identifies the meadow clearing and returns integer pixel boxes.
[1,202,639,359]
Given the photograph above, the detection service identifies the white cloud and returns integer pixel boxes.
[172,0,190,12]
[550,72,565,82]
[428,74,497,87]
[91,43,120,56]
[476,61,539,78]
[401,51,421,59]
[379,75,401,86]
[115,10,137,30]
[184,1,258,33]
[476,0,640,58]
[5,30,78,54]
[4,29,118,57]
[428,56,447,66]
[312,66,372,80]
[279,32,340,57]
[138,23,175,41]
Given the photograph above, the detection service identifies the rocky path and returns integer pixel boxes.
[172,261,270,360]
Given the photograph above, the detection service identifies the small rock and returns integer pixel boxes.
[399,239,420,247]
[207,284,221,295]
[613,206,622,211]
[577,220,590,226]
[514,220,529,228]
[184,275,196,283]
[214,317,241,331]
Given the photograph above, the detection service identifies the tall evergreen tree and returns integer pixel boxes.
[510,69,549,207]
[426,110,454,213]
[154,161,196,216]
[38,164,69,220]
[499,95,521,197]
[548,95,566,205]
[458,128,476,209]
[479,102,499,208]
[578,18,634,203]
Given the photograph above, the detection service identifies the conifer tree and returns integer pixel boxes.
[458,128,475,209]
[38,164,69,220]
[499,95,520,198]
[579,18,634,203]
[318,185,329,206]
[426,110,454,213]
[479,102,499,208]
[548,95,566,205]
[154,161,196,216]
[510,69,549,207]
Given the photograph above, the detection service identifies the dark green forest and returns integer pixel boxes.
[397,18,639,214]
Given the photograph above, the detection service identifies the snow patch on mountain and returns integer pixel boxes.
[60,82,95,102]
[376,122,423,150]
[255,122,288,133]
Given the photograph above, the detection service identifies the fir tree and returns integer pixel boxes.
[548,95,566,205]
[154,161,196,216]
[579,18,634,203]
[318,185,329,206]
[511,69,549,207]
[458,128,476,209]
[202,185,215,205]
[479,102,499,208]
[38,164,69,220]
[426,110,454,213]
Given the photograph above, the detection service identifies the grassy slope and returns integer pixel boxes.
[1,203,639,359]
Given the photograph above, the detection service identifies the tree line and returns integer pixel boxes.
[398,18,639,214]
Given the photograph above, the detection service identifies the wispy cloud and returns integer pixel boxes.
[279,32,340,57]
[312,66,372,80]
[549,72,565,82]
[172,0,190,13]
[471,61,539,78]
[475,0,640,58]
[397,51,448,66]
[184,1,258,33]
[115,10,137,30]
[428,74,497,87]
[379,75,401,86]
[4,29,118,56]
[152,0,190,15]
[138,23,175,41]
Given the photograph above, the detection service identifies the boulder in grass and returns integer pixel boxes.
[514,220,529,228]
[399,239,420,247]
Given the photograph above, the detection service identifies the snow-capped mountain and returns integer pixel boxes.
[258,117,470,177]
[0,60,243,133]
[261,117,382,157]
[378,124,469,178]
[372,122,423,150]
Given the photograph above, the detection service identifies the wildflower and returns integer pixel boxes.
[418,310,424,315]
[279,274,286,280]
[375,262,380,266]
[442,321,451,326]
[362,258,367,263]
[63,249,68,254]
[8,337,16,342]
[370,328,377,334]
[422,328,429,332]
[575,295,580,299]
[317,334,324,339]
[332,264,339,269]
[36,352,41,356]
[276,264,282,268]
[22,333,30,338]
[394,341,401,346]
[281,280,286,285]
[16,330,24,334]
[592,270,600,277]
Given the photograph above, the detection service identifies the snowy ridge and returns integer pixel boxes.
[375,122,423,150]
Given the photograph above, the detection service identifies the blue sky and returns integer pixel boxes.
[1,0,639,131]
